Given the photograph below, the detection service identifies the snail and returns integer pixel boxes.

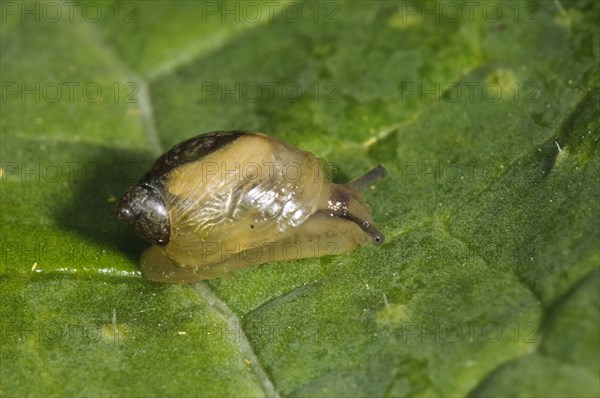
[116,131,386,283]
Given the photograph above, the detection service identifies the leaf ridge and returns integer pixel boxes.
[193,283,280,398]
[145,1,296,81]
[73,7,162,157]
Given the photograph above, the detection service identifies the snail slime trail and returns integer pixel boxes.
[116,131,386,283]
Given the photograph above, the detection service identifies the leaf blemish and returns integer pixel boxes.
[376,302,409,326]
[554,141,567,165]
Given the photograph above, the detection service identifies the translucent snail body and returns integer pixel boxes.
[116,131,386,283]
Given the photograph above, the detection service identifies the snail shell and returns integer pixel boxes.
[116,131,386,283]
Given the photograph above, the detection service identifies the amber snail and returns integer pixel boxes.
[116,131,386,283]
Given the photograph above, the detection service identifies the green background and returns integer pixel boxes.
[1,1,598,396]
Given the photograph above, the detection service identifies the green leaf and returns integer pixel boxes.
[1,1,598,396]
